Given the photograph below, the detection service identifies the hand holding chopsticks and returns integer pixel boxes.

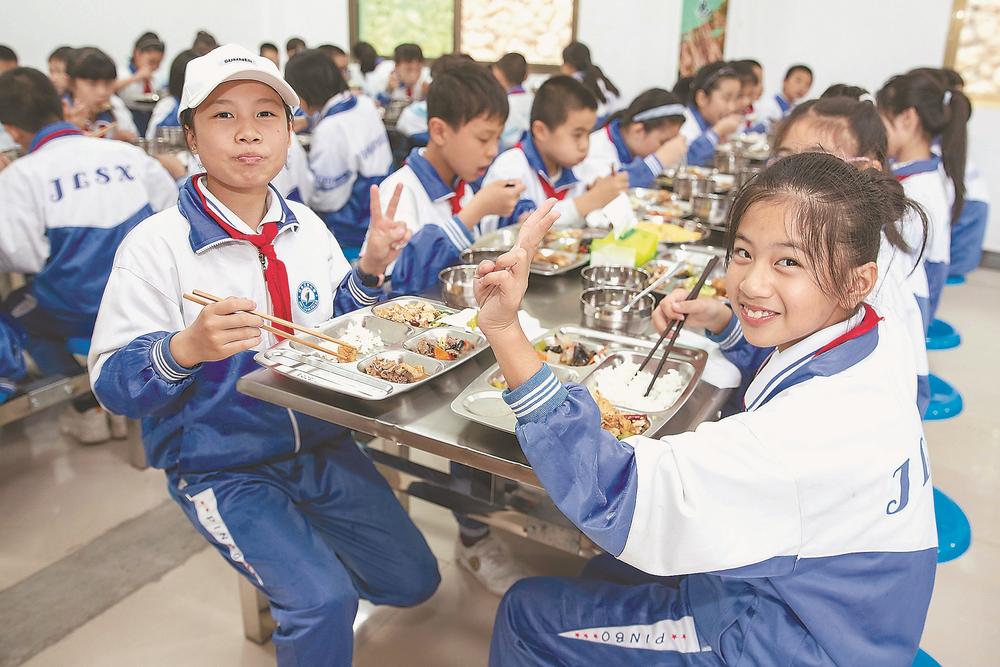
[637,256,720,397]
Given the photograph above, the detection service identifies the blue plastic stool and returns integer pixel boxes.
[66,337,91,357]
[926,318,961,350]
[923,374,964,421]
[946,274,966,286]
[913,648,941,666]
[934,487,972,563]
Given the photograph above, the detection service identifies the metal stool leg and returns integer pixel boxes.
[239,575,275,644]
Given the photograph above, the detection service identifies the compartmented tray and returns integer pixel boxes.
[643,246,728,299]
[450,326,706,437]
[255,297,488,400]
[472,224,593,276]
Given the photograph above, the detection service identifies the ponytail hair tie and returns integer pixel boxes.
[859,93,875,104]
[943,90,953,106]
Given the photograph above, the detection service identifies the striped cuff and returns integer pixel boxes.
[643,154,664,178]
[152,334,200,383]
[503,364,569,424]
[705,312,743,350]
[348,268,382,305]
[438,215,475,252]
[705,129,720,147]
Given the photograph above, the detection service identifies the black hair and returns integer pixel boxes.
[48,46,74,64]
[260,42,278,54]
[192,31,218,55]
[730,60,759,88]
[427,61,507,128]
[689,61,739,107]
[394,43,424,63]
[940,68,965,90]
[530,74,597,130]
[774,96,926,258]
[785,64,813,81]
[286,37,306,53]
[317,44,347,59]
[672,76,694,103]
[0,46,17,63]
[878,71,969,222]
[167,49,197,101]
[607,88,685,131]
[728,152,928,308]
[430,53,474,80]
[562,41,619,105]
[735,58,762,69]
[284,49,348,110]
[494,52,528,87]
[821,84,870,100]
[133,32,165,54]
[352,41,378,74]
[67,47,117,81]
[0,67,64,132]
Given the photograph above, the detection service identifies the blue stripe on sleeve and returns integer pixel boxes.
[503,365,569,423]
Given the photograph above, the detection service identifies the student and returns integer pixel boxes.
[145,49,197,141]
[481,75,628,235]
[757,64,813,130]
[561,41,621,122]
[771,95,930,413]
[191,30,218,56]
[0,67,177,442]
[822,83,871,101]
[395,53,474,146]
[63,47,139,142]
[491,52,533,150]
[730,59,766,132]
[259,42,280,69]
[285,37,306,61]
[379,61,525,297]
[47,46,74,96]
[284,49,392,258]
[376,43,428,106]
[116,32,166,135]
[350,41,383,97]
[681,62,743,166]
[317,44,350,79]
[878,71,969,323]
[87,45,439,666]
[480,152,935,667]
[0,315,25,405]
[579,88,688,188]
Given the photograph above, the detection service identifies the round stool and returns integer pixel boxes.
[934,487,972,563]
[926,318,961,350]
[912,648,941,666]
[923,374,964,421]
[946,274,966,286]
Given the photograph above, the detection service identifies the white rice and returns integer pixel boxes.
[592,361,684,412]
[338,320,384,357]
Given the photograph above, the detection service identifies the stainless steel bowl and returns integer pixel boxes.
[580,288,654,335]
[581,265,650,291]
[713,149,749,174]
[673,173,714,200]
[438,264,479,309]
[691,193,732,228]
[460,248,508,265]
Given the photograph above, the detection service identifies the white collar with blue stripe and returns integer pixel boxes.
[891,155,942,180]
[404,147,464,202]
[687,105,710,133]
[518,134,580,191]
[605,119,633,165]
[320,92,359,121]
[28,121,83,153]
[743,304,882,412]
[179,174,299,253]
[775,94,791,114]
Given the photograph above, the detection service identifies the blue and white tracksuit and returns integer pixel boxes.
[307,93,393,250]
[394,100,429,146]
[949,161,991,277]
[501,87,533,151]
[893,157,950,323]
[88,176,439,666]
[0,121,176,376]
[755,92,793,132]
[63,93,139,140]
[144,94,181,141]
[481,134,588,232]
[680,106,719,167]
[0,314,26,403]
[579,119,668,188]
[490,305,935,666]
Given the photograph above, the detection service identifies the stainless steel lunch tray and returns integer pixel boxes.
[450,326,706,436]
[643,247,727,298]
[254,297,489,400]
[472,224,592,277]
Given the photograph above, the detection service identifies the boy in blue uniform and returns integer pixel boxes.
[88,46,439,666]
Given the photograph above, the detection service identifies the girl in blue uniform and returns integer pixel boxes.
[474,152,936,666]
[679,62,743,167]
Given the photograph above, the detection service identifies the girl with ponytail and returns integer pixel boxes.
[561,41,622,122]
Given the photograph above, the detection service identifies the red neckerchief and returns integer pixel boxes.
[192,177,293,334]
[143,78,152,94]
[515,143,569,201]
[449,179,466,215]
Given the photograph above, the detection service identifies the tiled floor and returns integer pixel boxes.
[2,268,998,666]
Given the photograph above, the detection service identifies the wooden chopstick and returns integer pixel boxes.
[182,293,356,361]
[191,289,357,355]
[641,256,720,397]
[88,122,117,139]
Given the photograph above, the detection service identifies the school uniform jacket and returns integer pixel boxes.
[755,92,793,131]
[680,106,718,167]
[0,315,26,396]
[894,157,950,320]
[145,94,181,141]
[64,93,138,140]
[502,305,936,665]
[307,93,393,247]
[0,122,177,332]
[500,87,533,151]
[579,119,666,189]
[88,175,384,474]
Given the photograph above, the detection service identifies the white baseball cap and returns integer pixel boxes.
[178,44,299,117]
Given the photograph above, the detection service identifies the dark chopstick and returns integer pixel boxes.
[641,256,720,397]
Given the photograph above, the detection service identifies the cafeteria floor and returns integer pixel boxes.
[1,268,997,667]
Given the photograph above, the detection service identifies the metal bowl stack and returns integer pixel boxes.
[438,265,479,309]
[580,288,654,335]
[581,266,650,292]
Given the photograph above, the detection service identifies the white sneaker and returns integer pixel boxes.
[455,534,531,596]
[109,414,129,439]
[60,407,111,445]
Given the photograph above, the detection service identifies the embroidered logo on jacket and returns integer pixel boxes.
[297,281,319,313]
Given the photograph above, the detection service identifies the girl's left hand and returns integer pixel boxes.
[359,183,410,276]
[474,199,560,336]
